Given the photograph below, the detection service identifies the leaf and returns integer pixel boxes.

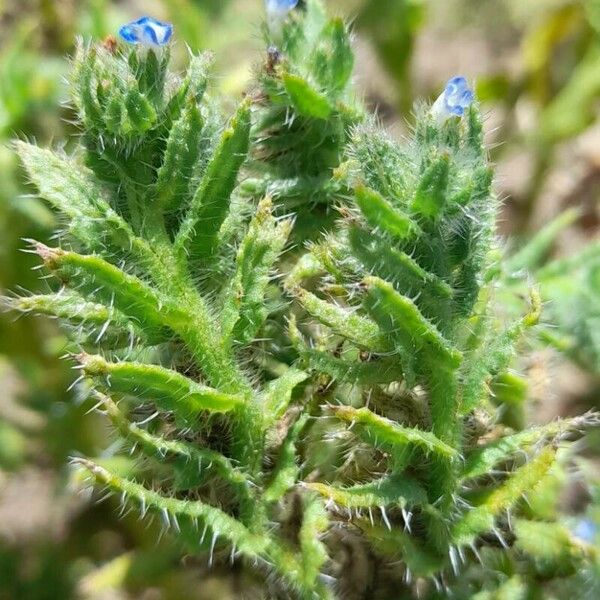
[411,153,450,220]
[221,198,292,345]
[298,495,329,588]
[155,97,205,214]
[98,394,249,495]
[537,239,600,280]
[124,88,157,133]
[332,406,457,459]
[539,43,600,142]
[17,144,119,242]
[363,276,461,369]
[514,519,586,577]
[452,447,556,546]
[354,184,419,241]
[306,474,427,508]
[72,42,104,130]
[285,251,326,290]
[7,292,165,346]
[360,523,443,577]
[264,415,308,502]
[282,73,333,119]
[462,415,595,481]
[79,354,243,420]
[133,47,169,107]
[471,576,527,600]
[299,346,405,385]
[311,17,354,93]
[34,243,176,337]
[506,208,581,275]
[349,225,452,302]
[175,99,251,265]
[163,51,213,127]
[73,458,267,557]
[459,288,541,414]
[263,369,309,426]
[16,142,166,274]
[295,288,390,352]
[77,549,175,596]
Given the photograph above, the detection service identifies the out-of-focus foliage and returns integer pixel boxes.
[356,0,425,114]
[499,206,600,376]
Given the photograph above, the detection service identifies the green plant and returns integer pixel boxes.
[244,0,361,240]
[7,1,600,598]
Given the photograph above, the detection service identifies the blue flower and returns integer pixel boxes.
[119,17,173,47]
[431,76,474,121]
[266,0,299,18]
[572,518,597,544]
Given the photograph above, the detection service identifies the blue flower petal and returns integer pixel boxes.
[118,25,139,44]
[573,518,597,544]
[266,0,299,17]
[118,16,173,47]
[431,76,475,122]
[143,24,159,45]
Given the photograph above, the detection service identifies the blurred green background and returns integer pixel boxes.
[1,1,600,598]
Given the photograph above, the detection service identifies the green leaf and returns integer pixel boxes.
[73,458,267,557]
[132,46,169,106]
[462,415,594,481]
[16,143,161,271]
[79,353,243,420]
[175,99,251,265]
[264,415,308,502]
[514,519,586,577]
[16,143,112,235]
[459,288,541,414]
[34,243,176,337]
[539,43,600,142]
[299,347,405,385]
[7,292,165,346]
[98,393,249,494]
[306,474,427,508]
[360,523,443,577]
[472,576,527,600]
[163,51,213,127]
[363,276,461,369]
[349,226,453,302]
[124,88,157,133]
[71,42,104,130]
[332,406,457,459]
[506,209,580,275]
[263,369,309,425]
[284,251,325,290]
[222,198,292,345]
[411,153,450,220]
[155,97,205,214]
[298,495,329,589]
[452,447,556,546]
[282,73,333,119]
[295,288,390,352]
[354,184,419,241]
[311,17,354,93]
[537,239,600,280]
